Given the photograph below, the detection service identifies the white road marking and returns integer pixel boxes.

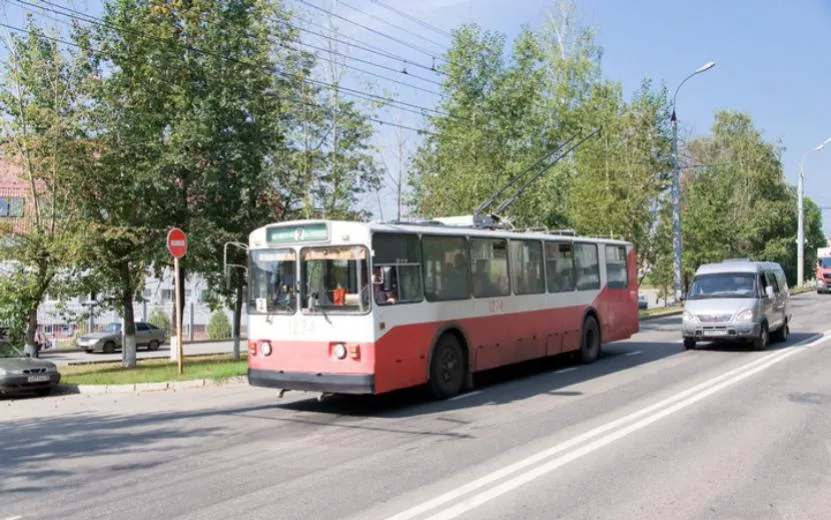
[2,515,24,520]
[554,367,577,374]
[386,331,831,520]
[625,350,643,356]
[449,390,483,401]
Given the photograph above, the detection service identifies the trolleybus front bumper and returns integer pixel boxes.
[248,368,374,394]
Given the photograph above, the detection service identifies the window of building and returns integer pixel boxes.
[509,239,545,294]
[605,245,628,289]
[371,232,423,304]
[422,235,470,301]
[574,242,601,290]
[8,197,24,218]
[545,242,575,292]
[0,197,8,217]
[161,289,174,301]
[469,238,510,297]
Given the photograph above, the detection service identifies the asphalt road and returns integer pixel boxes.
[3,293,830,520]
[40,339,243,365]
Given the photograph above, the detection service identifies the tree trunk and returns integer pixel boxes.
[232,276,243,361]
[23,308,38,358]
[120,261,137,368]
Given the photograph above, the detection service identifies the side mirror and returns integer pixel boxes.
[678,294,685,302]
[765,286,774,299]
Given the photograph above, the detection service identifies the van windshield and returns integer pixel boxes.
[819,257,831,268]
[687,272,757,299]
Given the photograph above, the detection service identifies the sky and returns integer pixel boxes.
[1,0,830,234]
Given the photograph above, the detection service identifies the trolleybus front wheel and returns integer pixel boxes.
[428,333,465,400]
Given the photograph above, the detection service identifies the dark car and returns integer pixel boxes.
[0,340,61,397]
[638,295,649,310]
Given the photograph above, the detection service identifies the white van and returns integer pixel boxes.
[681,259,791,350]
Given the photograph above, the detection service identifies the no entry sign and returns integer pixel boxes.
[167,227,188,258]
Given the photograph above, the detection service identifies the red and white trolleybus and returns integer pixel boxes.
[234,214,639,400]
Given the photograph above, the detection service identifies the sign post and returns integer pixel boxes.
[167,227,188,375]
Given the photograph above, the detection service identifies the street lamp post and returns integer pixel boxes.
[670,60,716,302]
[797,137,831,287]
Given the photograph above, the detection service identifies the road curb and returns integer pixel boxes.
[46,338,250,355]
[639,310,682,321]
[61,352,248,367]
[53,376,247,395]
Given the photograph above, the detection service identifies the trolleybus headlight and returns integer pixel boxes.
[333,343,347,359]
[260,340,272,356]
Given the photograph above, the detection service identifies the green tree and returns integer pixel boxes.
[680,110,803,283]
[566,79,673,275]
[206,310,231,340]
[0,19,91,353]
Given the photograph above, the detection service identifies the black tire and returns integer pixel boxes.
[752,322,769,351]
[35,387,52,397]
[683,338,697,350]
[103,341,115,354]
[147,340,160,351]
[428,334,465,400]
[578,315,601,364]
[771,319,789,343]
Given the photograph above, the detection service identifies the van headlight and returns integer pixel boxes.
[682,311,695,322]
[735,309,754,322]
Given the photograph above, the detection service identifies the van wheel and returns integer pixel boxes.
[428,334,465,400]
[683,338,697,350]
[578,315,601,364]
[771,320,789,343]
[752,323,769,351]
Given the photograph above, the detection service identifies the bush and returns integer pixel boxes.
[147,308,171,339]
[207,310,232,340]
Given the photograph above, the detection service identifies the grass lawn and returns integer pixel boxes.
[61,353,248,385]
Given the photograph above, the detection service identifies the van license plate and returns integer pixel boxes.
[709,330,728,336]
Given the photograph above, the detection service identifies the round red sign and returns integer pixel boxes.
[166,227,188,258]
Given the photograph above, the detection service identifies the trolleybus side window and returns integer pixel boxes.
[422,235,470,301]
[574,242,601,290]
[470,238,510,298]
[371,232,424,304]
[605,244,628,289]
[545,241,575,293]
[248,249,297,314]
[299,245,370,313]
[509,239,544,295]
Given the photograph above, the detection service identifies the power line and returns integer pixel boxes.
[295,0,442,61]
[0,19,439,134]
[336,0,448,53]
[295,14,444,76]
[11,0,449,118]
[369,0,453,39]
[292,41,441,96]
[293,38,441,88]
[19,0,441,103]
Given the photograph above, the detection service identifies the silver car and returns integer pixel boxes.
[681,259,791,351]
[77,321,166,353]
[0,340,61,397]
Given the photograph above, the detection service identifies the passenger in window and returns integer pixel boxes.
[372,266,396,304]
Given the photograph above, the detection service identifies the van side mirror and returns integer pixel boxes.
[678,294,685,302]
[765,286,774,299]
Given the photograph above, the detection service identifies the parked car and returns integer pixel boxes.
[77,321,166,353]
[0,340,61,397]
[638,295,649,310]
